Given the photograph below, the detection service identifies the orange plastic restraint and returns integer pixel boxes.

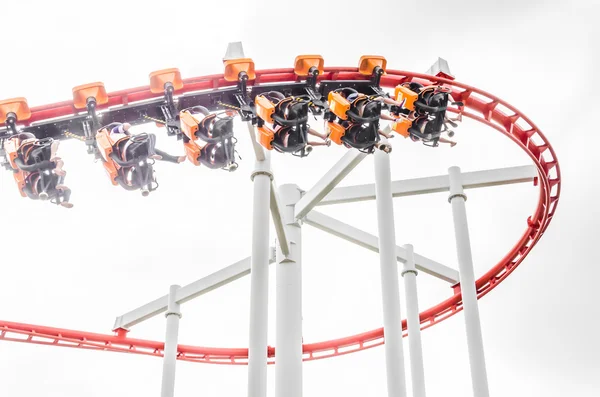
[94,129,119,185]
[327,122,346,145]
[392,118,412,138]
[257,126,275,150]
[184,141,201,166]
[179,111,200,141]
[3,137,21,169]
[327,92,351,120]
[255,96,275,124]
[395,85,419,111]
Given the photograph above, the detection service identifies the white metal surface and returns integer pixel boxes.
[303,210,459,283]
[448,166,490,397]
[275,184,303,397]
[248,153,273,397]
[223,41,246,61]
[161,285,181,397]
[113,254,276,331]
[271,179,291,256]
[250,118,289,255]
[318,165,537,206]
[401,244,427,397]
[374,146,408,397]
[426,57,453,78]
[294,150,367,220]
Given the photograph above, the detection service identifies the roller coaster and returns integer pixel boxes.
[0,43,561,397]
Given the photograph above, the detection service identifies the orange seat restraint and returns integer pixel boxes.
[327,122,346,145]
[95,128,120,185]
[257,126,275,150]
[255,96,275,124]
[327,92,351,120]
[392,118,412,138]
[395,85,419,111]
[179,111,201,141]
[184,141,201,166]
[3,137,21,169]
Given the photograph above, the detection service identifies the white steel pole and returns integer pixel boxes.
[248,151,273,397]
[401,244,427,397]
[161,284,182,397]
[275,184,303,397]
[448,166,490,397]
[374,145,408,397]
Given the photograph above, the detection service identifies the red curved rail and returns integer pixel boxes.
[0,67,561,364]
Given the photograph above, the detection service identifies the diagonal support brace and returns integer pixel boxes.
[294,150,368,221]
[113,251,276,331]
[304,211,459,284]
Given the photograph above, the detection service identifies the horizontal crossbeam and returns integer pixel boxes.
[113,251,276,331]
[317,165,537,206]
[304,211,459,284]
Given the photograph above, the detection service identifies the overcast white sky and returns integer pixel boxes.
[1,1,598,396]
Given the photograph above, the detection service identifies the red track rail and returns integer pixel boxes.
[0,67,561,364]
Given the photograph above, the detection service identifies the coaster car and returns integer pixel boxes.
[179,106,239,171]
[255,91,329,157]
[95,123,184,196]
[2,133,72,208]
[325,87,391,153]
[391,82,460,147]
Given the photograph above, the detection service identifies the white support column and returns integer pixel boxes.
[374,144,408,397]
[161,284,182,397]
[275,184,303,397]
[401,245,426,397]
[248,151,272,397]
[448,166,490,397]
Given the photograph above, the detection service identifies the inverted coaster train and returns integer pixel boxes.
[0,53,460,206]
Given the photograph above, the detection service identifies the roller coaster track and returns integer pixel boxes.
[0,66,561,364]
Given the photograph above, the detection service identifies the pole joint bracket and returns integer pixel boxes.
[448,193,467,203]
[250,170,274,181]
[401,269,418,277]
[165,311,182,319]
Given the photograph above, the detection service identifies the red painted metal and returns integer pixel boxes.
[0,67,561,364]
